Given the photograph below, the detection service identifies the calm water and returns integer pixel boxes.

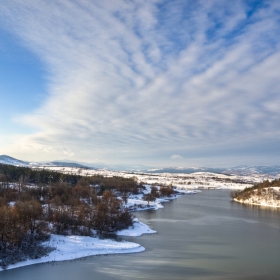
[1,190,280,280]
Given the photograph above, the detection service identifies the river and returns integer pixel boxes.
[1,190,280,279]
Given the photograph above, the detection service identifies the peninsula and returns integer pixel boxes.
[231,179,280,208]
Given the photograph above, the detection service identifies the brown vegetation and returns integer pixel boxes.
[0,164,143,268]
[231,178,280,201]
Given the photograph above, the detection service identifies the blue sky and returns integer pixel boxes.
[0,0,280,167]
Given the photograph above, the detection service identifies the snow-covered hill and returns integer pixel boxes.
[234,187,280,208]
[0,155,30,166]
[224,165,280,176]
[0,155,90,169]
[144,165,280,176]
[2,154,279,176]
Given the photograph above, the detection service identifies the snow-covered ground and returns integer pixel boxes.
[234,186,280,208]
[33,166,273,190]
[0,234,145,271]
[117,218,156,236]
[120,184,199,212]
[0,214,158,271]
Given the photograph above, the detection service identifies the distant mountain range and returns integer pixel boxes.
[0,155,91,169]
[0,155,279,176]
[145,166,280,176]
[0,155,30,166]
[223,165,280,176]
[144,167,225,174]
[0,155,152,172]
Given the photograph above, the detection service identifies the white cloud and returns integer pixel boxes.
[170,155,183,160]
[1,0,280,165]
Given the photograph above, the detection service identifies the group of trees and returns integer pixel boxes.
[89,175,140,195]
[0,164,82,185]
[143,186,175,205]
[0,199,52,268]
[0,164,144,268]
[47,187,133,236]
[231,178,280,201]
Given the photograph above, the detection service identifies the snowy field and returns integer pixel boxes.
[33,166,272,190]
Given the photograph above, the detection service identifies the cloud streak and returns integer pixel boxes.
[1,0,280,166]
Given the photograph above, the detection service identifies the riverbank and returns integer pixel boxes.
[0,234,144,271]
[233,198,280,208]
[0,218,157,271]
[1,186,187,271]
[233,185,280,208]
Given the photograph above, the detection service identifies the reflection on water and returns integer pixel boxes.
[1,190,280,280]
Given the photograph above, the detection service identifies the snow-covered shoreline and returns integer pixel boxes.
[233,198,280,208]
[0,217,158,272]
[233,186,280,208]
[0,234,145,272]
[1,187,184,271]
[117,218,157,236]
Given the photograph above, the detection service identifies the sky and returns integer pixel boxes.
[0,0,280,168]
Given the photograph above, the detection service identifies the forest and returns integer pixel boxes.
[0,163,143,268]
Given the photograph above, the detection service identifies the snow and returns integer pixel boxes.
[0,234,145,271]
[121,185,193,212]
[32,165,275,190]
[234,198,280,208]
[0,184,168,271]
[174,189,201,194]
[8,201,15,207]
[234,186,280,208]
[0,215,156,271]
[142,184,151,194]
[124,196,165,211]
[117,218,157,236]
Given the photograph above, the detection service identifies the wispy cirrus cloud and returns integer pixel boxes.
[1,0,280,166]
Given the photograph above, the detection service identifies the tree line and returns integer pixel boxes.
[0,164,82,185]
